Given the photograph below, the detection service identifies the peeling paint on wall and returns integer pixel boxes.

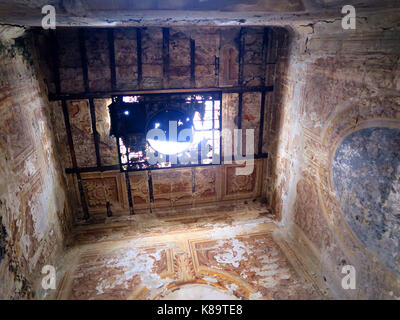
[333,127,400,274]
[0,33,71,299]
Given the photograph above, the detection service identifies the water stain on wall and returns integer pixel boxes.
[333,127,400,274]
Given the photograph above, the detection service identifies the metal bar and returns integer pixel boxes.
[66,165,120,174]
[100,172,112,217]
[50,30,61,94]
[191,167,196,193]
[124,172,135,215]
[78,28,89,93]
[65,163,222,174]
[62,100,78,169]
[61,100,89,220]
[125,138,130,169]
[237,92,243,157]
[235,93,243,156]
[219,92,223,164]
[198,142,202,165]
[89,98,101,168]
[106,201,112,217]
[49,85,274,101]
[238,27,245,86]
[258,91,266,156]
[65,154,268,175]
[162,27,170,89]
[258,27,269,156]
[212,99,215,160]
[116,137,123,172]
[214,56,220,87]
[148,171,154,203]
[108,29,117,91]
[261,27,269,86]
[216,29,221,87]
[76,173,89,220]
[136,27,143,89]
[190,38,195,87]
[238,92,243,130]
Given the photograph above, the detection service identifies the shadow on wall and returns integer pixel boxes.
[261,26,292,220]
[0,215,7,264]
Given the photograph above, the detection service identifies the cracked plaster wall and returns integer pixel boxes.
[1,1,400,300]
[0,28,73,299]
[273,9,400,299]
